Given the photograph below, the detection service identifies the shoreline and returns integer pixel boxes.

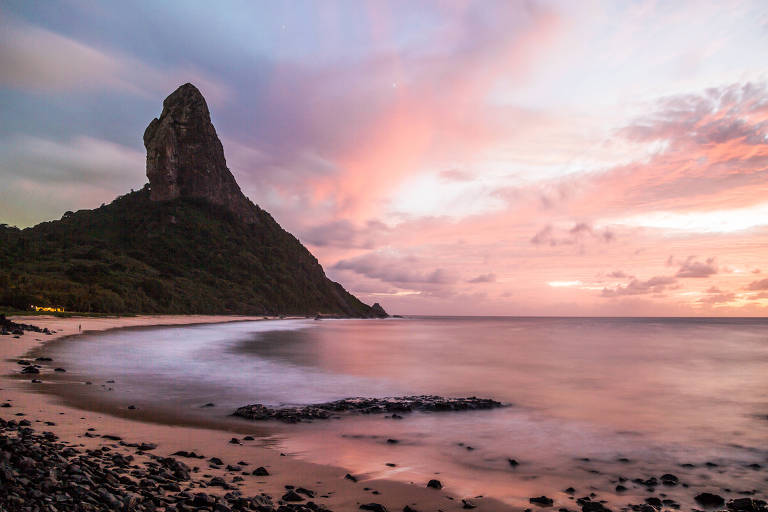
[1,314,512,511]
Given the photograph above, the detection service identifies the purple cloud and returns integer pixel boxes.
[467,273,497,283]
[675,256,718,278]
[601,276,677,297]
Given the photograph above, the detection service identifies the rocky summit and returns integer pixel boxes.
[144,83,258,223]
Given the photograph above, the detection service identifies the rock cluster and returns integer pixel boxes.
[0,315,52,336]
[233,396,505,423]
[144,83,258,224]
[0,417,331,511]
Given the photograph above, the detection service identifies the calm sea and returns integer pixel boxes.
[41,317,768,506]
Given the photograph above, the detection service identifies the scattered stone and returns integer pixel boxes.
[660,473,678,485]
[296,488,315,498]
[581,502,611,512]
[695,493,725,508]
[360,504,387,512]
[345,473,358,482]
[173,450,205,459]
[728,498,766,512]
[253,466,270,476]
[645,497,662,510]
[208,476,229,488]
[530,496,554,507]
[427,479,442,489]
[282,490,304,502]
[0,419,307,512]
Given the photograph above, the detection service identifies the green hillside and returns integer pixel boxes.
[0,186,374,316]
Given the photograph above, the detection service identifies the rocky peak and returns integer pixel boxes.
[370,302,389,318]
[144,83,257,223]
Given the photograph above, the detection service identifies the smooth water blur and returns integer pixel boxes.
[43,317,768,505]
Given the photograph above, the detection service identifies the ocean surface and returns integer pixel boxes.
[39,317,768,506]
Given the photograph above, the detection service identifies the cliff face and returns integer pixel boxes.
[144,83,257,223]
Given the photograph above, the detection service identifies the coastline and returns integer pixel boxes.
[1,314,511,511]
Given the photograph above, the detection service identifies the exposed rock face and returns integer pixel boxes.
[144,83,257,223]
[370,302,389,318]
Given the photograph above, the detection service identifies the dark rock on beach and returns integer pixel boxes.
[0,315,48,336]
[581,502,611,512]
[0,417,331,512]
[360,504,388,512]
[233,395,505,423]
[695,493,726,508]
[728,498,768,512]
[282,490,305,502]
[426,479,442,489]
[530,496,555,507]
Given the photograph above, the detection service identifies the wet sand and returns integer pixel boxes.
[1,315,512,511]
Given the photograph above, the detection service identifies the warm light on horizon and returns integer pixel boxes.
[1,1,767,316]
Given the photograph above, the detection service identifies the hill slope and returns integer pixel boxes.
[0,83,384,317]
[0,187,374,315]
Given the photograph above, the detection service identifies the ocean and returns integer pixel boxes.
[39,317,768,507]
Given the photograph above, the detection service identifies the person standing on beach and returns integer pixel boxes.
[78,324,81,332]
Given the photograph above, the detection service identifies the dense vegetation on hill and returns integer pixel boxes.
[0,186,373,316]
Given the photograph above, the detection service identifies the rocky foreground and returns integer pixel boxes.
[2,413,767,512]
[0,314,54,337]
[0,416,334,512]
[232,396,505,423]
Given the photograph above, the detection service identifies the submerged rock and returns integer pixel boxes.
[233,395,505,423]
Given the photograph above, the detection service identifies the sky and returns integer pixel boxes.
[1,0,768,316]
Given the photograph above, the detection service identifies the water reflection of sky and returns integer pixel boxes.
[44,317,768,507]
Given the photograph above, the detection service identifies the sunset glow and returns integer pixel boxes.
[2,1,767,316]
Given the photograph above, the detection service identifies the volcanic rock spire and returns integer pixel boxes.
[143,83,257,223]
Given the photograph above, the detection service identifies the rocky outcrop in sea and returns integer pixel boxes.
[232,395,505,423]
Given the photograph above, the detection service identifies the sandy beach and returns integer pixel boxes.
[1,315,510,512]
